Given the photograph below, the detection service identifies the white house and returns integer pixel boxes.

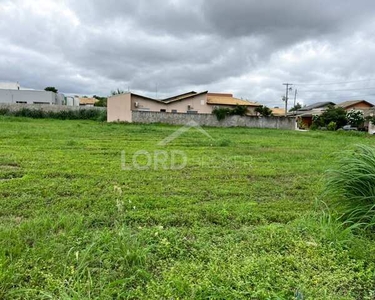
[0,82,66,105]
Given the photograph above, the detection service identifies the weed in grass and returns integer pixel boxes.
[218,138,232,147]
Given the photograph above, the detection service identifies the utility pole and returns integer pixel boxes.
[283,83,293,116]
[293,88,298,115]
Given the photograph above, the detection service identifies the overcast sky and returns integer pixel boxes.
[1,0,375,107]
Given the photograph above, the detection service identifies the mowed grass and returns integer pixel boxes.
[1,116,375,299]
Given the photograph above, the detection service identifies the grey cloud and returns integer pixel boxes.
[1,0,375,107]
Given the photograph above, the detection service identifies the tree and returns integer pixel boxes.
[93,95,107,107]
[255,105,273,117]
[212,105,248,121]
[347,109,364,127]
[231,105,247,116]
[111,88,125,95]
[318,105,348,128]
[289,103,302,112]
[44,87,58,93]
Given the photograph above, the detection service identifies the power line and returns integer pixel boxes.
[300,87,375,93]
[300,94,375,101]
[295,78,375,86]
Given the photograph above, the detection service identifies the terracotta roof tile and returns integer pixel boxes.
[207,95,260,106]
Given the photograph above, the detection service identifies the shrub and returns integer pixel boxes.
[327,121,337,131]
[367,116,375,125]
[255,105,273,117]
[311,115,324,128]
[0,108,107,121]
[320,105,347,128]
[230,105,247,116]
[325,145,375,227]
[212,105,249,121]
[212,108,231,121]
[347,109,364,127]
[93,96,107,107]
[0,108,10,115]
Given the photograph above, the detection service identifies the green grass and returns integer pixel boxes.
[1,116,375,299]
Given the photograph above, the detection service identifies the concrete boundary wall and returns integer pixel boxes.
[0,103,106,112]
[369,122,375,134]
[132,111,296,130]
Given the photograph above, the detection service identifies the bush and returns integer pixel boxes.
[255,105,273,117]
[0,108,10,115]
[367,116,375,125]
[347,109,364,127]
[327,121,337,131]
[320,105,347,128]
[230,105,247,116]
[325,145,375,227]
[93,96,107,107]
[0,108,107,121]
[212,106,248,121]
[212,108,231,121]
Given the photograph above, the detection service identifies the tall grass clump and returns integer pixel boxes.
[325,144,375,227]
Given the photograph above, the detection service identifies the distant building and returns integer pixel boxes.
[77,97,98,107]
[0,89,58,105]
[295,102,336,128]
[295,100,375,129]
[0,82,68,105]
[0,82,20,90]
[107,91,261,122]
[271,107,286,116]
[336,100,374,111]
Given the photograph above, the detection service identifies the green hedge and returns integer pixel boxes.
[0,107,107,121]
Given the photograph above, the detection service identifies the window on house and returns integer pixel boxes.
[187,110,198,114]
[160,109,166,112]
[33,102,49,104]
[16,101,27,104]
[171,109,177,113]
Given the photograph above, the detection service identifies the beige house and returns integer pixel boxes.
[107,91,260,122]
[271,107,286,116]
[78,97,98,107]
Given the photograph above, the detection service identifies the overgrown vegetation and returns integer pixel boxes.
[111,88,126,95]
[93,95,107,107]
[212,105,248,121]
[327,121,337,131]
[310,106,368,131]
[1,118,375,299]
[0,107,106,121]
[312,105,347,129]
[289,102,302,112]
[347,109,365,127]
[325,145,375,227]
[255,105,273,117]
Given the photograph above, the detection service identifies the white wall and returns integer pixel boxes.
[0,89,56,104]
[369,122,375,134]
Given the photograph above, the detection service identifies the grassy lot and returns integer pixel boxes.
[1,116,375,299]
